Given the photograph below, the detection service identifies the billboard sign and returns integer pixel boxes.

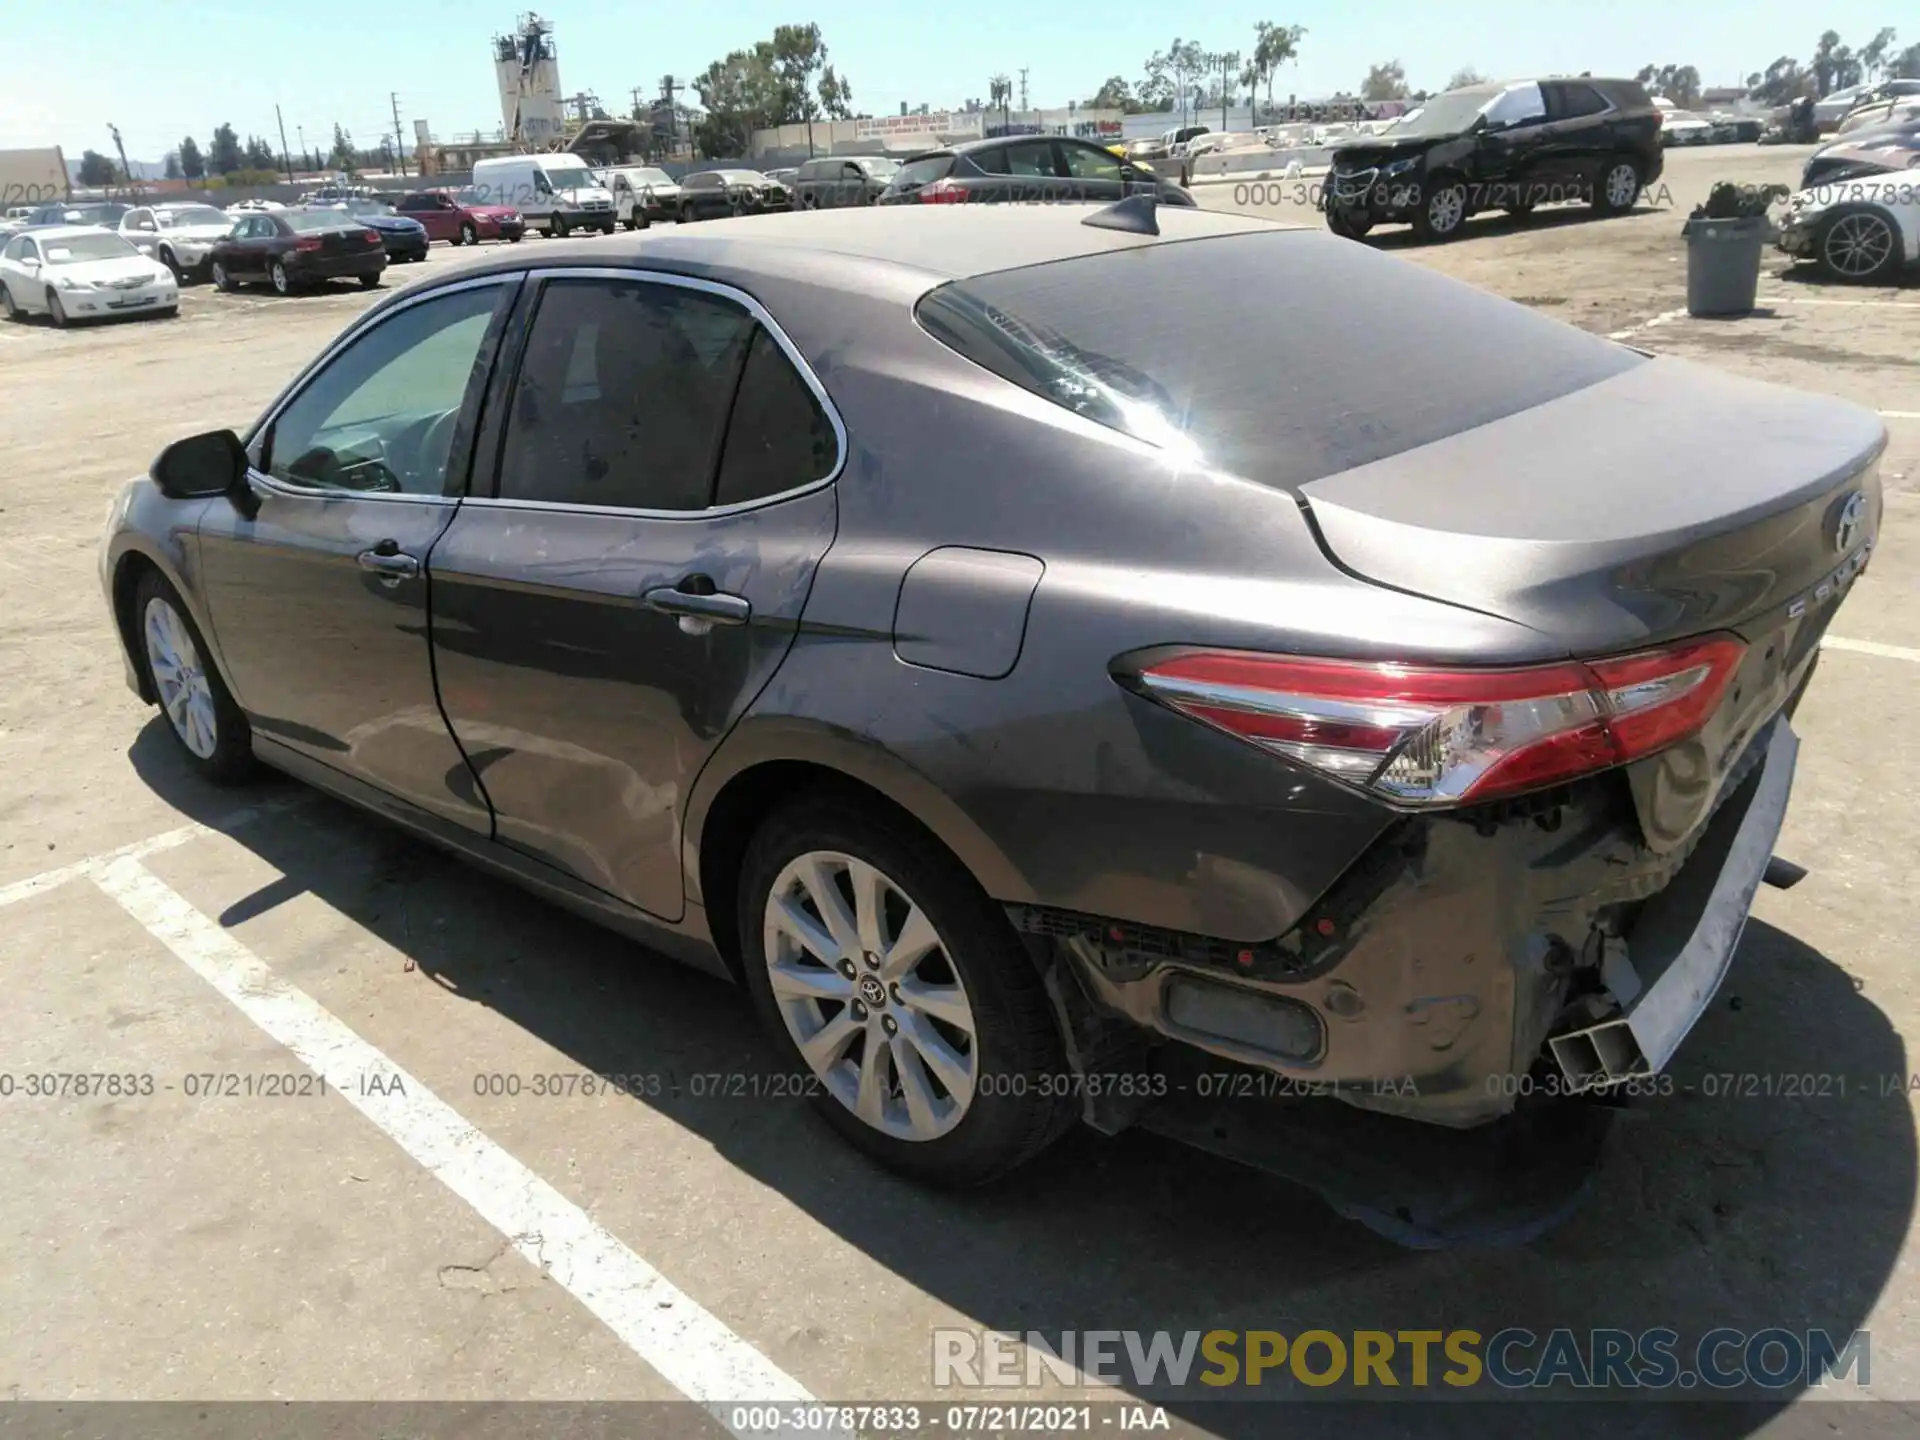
[854,112,982,141]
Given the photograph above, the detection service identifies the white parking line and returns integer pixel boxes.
[90,854,831,1435]
[1880,411,1920,421]
[1607,307,1688,341]
[1824,636,1920,664]
[1757,295,1920,309]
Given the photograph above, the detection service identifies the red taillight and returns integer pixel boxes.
[919,178,968,203]
[294,236,322,251]
[363,229,381,244]
[1133,637,1745,807]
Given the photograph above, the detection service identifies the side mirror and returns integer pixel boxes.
[151,429,257,517]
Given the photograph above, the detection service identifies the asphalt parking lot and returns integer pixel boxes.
[2,143,1918,1435]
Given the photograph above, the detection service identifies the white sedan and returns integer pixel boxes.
[0,226,179,326]
[119,203,236,281]
[1777,173,1920,283]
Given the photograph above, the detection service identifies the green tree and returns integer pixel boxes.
[1361,60,1410,101]
[244,136,276,170]
[1811,31,1857,96]
[1087,75,1137,112]
[770,22,827,150]
[692,47,782,156]
[329,124,357,173]
[1750,55,1810,104]
[1246,22,1306,113]
[1635,64,1701,108]
[163,152,182,181]
[1895,41,1920,78]
[177,136,205,180]
[207,123,243,176]
[1860,27,1898,80]
[1446,66,1487,91]
[818,64,854,120]
[77,149,117,186]
[1143,39,1207,120]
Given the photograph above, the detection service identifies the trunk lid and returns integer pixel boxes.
[1300,358,1884,850]
[1298,358,1885,656]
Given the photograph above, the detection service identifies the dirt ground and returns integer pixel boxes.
[1,142,1918,1437]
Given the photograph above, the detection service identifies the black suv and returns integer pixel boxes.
[1322,78,1663,243]
[877,135,1195,207]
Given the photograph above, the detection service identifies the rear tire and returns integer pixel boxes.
[1592,158,1642,216]
[679,202,696,224]
[737,796,1074,1187]
[359,272,382,289]
[269,260,292,295]
[133,570,255,786]
[1,284,19,321]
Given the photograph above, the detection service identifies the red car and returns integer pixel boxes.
[393,189,526,246]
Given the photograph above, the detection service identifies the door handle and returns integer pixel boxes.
[357,544,420,583]
[642,580,750,635]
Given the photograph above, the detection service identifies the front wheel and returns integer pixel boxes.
[550,213,570,238]
[159,247,182,280]
[1592,159,1642,216]
[738,797,1074,1187]
[679,203,696,224]
[1818,207,1902,283]
[623,213,640,231]
[1411,178,1468,242]
[459,222,477,246]
[47,291,69,327]
[135,571,255,785]
[211,260,236,293]
[1325,208,1374,240]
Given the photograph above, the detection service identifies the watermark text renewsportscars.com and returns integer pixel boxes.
[932,1327,1870,1392]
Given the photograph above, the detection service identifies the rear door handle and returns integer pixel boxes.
[357,545,420,583]
[642,583,751,635]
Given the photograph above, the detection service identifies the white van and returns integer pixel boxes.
[468,154,616,237]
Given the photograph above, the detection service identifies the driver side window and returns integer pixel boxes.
[263,284,505,496]
[1483,83,1547,129]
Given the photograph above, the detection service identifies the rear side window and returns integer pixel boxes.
[1551,83,1611,120]
[914,230,1642,493]
[713,329,837,506]
[497,278,757,511]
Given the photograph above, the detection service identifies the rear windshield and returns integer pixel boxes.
[286,211,356,232]
[914,229,1643,491]
[888,156,952,191]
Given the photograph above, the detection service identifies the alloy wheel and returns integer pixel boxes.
[144,597,218,759]
[460,223,477,246]
[1824,213,1895,278]
[271,262,289,295]
[1427,184,1466,236]
[1605,163,1640,210]
[763,850,978,1142]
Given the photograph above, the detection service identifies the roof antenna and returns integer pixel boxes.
[1081,192,1158,235]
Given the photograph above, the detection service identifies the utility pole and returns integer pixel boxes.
[296,125,307,176]
[275,104,295,183]
[390,92,408,176]
[1018,67,1029,114]
[1218,50,1241,133]
[107,123,134,196]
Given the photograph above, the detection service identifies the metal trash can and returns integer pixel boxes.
[1682,215,1769,317]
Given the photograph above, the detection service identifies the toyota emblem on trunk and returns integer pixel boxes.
[1835,492,1867,554]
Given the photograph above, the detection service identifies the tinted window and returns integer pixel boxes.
[1552,84,1610,120]
[265,285,503,495]
[497,278,756,511]
[976,141,1056,176]
[713,329,836,507]
[1059,142,1122,180]
[914,230,1641,493]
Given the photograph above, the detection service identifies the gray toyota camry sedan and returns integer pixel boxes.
[100,202,1884,1243]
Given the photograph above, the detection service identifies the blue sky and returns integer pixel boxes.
[3,1,1902,162]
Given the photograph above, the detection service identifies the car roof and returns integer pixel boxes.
[391,203,1292,297]
[23,225,132,242]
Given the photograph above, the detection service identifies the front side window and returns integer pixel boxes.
[496,278,757,511]
[263,285,504,496]
[1484,83,1547,129]
[1059,143,1121,181]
